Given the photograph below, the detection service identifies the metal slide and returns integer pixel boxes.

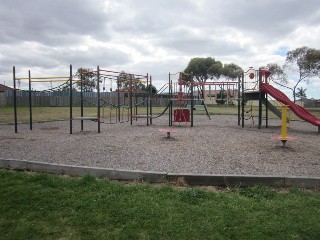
[260,83,320,127]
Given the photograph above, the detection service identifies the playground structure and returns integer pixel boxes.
[71,66,153,134]
[168,72,195,127]
[11,65,320,135]
[238,67,320,134]
[167,72,238,127]
[12,65,153,134]
[12,65,238,132]
[202,82,237,106]
[6,65,320,188]
[12,65,73,133]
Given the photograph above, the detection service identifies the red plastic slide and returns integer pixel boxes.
[260,83,320,127]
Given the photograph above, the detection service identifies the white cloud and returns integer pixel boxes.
[1,0,320,99]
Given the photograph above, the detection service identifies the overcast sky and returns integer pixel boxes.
[1,0,320,99]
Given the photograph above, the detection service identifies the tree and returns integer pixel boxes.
[267,63,288,84]
[75,68,96,92]
[295,87,307,99]
[117,71,140,90]
[221,63,243,81]
[117,71,130,89]
[284,46,320,102]
[59,84,77,92]
[116,71,157,95]
[184,57,242,82]
[208,61,223,80]
[264,63,290,93]
[262,63,294,100]
[146,84,158,95]
[184,57,217,82]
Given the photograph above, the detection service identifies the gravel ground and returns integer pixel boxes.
[1,115,319,177]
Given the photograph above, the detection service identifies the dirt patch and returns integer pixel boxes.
[0,136,25,141]
[40,127,60,130]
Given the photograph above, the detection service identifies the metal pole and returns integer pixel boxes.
[130,76,133,125]
[266,93,268,128]
[146,73,149,126]
[121,88,125,123]
[241,72,245,128]
[97,66,101,133]
[281,105,287,139]
[258,71,262,129]
[237,75,241,126]
[134,79,137,119]
[80,72,84,131]
[13,66,18,133]
[69,64,73,134]
[222,82,224,102]
[117,75,121,123]
[265,69,269,128]
[150,75,153,125]
[191,73,194,127]
[168,73,172,126]
[28,70,32,130]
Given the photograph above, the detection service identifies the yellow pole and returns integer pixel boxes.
[281,105,287,139]
[15,76,70,80]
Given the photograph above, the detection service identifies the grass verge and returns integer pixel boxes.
[1,106,319,124]
[0,170,320,240]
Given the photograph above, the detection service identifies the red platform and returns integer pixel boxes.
[174,109,190,122]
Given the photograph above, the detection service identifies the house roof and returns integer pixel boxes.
[0,84,13,91]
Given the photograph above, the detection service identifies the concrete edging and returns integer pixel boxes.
[1,159,320,188]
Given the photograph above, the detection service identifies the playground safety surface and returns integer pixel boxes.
[1,115,319,178]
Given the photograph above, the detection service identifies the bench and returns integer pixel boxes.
[159,129,178,139]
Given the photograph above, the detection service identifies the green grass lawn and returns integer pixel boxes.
[0,170,320,240]
[0,106,169,124]
[1,105,320,124]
